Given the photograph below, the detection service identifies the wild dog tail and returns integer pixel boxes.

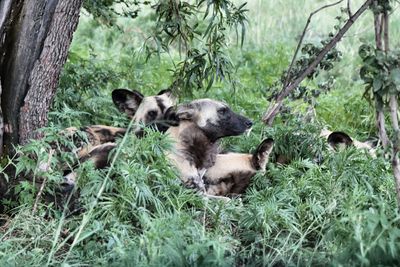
[251,138,274,171]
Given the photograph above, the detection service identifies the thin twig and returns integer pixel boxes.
[372,2,389,148]
[263,0,373,125]
[32,149,55,214]
[283,0,344,87]
[347,0,353,17]
[383,10,389,52]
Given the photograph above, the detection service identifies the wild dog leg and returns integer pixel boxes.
[166,152,206,191]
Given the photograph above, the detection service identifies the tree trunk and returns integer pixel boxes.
[0,0,83,154]
[19,0,84,144]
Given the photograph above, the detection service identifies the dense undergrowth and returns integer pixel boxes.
[1,0,400,266]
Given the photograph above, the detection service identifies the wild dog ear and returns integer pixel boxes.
[176,103,196,121]
[327,131,353,150]
[252,138,274,171]
[157,89,177,104]
[157,89,172,97]
[112,89,144,117]
[164,106,179,126]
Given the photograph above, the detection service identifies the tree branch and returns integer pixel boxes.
[375,97,390,149]
[383,10,400,209]
[347,0,353,17]
[263,0,374,125]
[383,10,389,52]
[0,80,3,156]
[374,12,382,50]
[283,0,344,87]
[372,2,388,147]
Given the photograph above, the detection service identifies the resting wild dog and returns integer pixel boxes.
[60,88,177,190]
[320,129,376,157]
[165,99,255,195]
[62,88,176,143]
[64,92,274,198]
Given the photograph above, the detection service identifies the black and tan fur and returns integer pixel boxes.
[64,93,274,198]
[204,138,274,196]
[320,129,376,156]
[112,88,177,135]
[165,99,254,195]
[60,88,177,191]
[87,96,274,198]
[65,88,176,155]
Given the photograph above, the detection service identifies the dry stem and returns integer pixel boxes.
[32,149,55,214]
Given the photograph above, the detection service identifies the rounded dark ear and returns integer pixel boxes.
[112,89,144,117]
[157,89,172,96]
[176,103,195,121]
[164,106,179,126]
[252,138,274,171]
[327,131,353,150]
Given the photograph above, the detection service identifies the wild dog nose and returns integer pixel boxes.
[245,120,253,128]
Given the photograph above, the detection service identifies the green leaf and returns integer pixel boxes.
[390,68,400,86]
[373,78,383,92]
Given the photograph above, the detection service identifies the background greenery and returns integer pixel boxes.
[1,0,400,266]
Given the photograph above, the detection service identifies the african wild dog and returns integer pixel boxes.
[165,99,254,196]
[112,88,177,135]
[94,95,274,198]
[60,88,177,191]
[320,129,376,156]
[64,93,274,199]
[62,88,177,157]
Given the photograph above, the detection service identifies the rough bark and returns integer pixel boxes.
[0,0,83,152]
[375,97,389,149]
[1,0,59,151]
[19,0,84,144]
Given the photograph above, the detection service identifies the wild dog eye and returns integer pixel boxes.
[147,110,158,119]
[218,107,228,115]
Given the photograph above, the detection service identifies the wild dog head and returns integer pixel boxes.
[327,131,353,150]
[176,99,253,141]
[321,129,376,157]
[112,88,177,135]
